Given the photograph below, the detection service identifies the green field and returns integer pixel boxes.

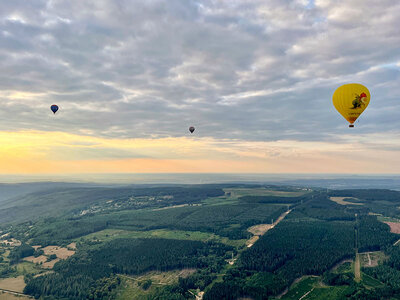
[78,228,247,248]
[113,270,195,300]
[279,276,319,300]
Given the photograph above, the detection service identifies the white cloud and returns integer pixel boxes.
[0,0,399,145]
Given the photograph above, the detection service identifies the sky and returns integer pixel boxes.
[0,0,400,174]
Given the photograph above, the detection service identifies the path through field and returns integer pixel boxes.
[354,253,361,282]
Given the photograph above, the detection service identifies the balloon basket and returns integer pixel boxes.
[349,124,354,128]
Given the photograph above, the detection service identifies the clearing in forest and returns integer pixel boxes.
[0,276,26,292]
[247,224,272,236]
[359,251,386,267]
[354,253,361,282]
[330,197,364,205]
[115,269,196,299]
[23,255,47,264]
[42,246,75,259]
[384,222,400,234]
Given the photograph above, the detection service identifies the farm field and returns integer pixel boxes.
[113,269,196,300]
[330,197,364,205]
[0,276,25,292]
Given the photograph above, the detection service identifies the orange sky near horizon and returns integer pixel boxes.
[2,130,400,174]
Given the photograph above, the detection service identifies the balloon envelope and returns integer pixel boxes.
[332,83,370,126]
[189,126,195,133]
[50,105,59,114]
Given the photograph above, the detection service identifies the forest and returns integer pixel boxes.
[1,185,400,299]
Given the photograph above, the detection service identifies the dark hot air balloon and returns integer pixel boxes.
[189,126,195,133]
[50,105,59,114]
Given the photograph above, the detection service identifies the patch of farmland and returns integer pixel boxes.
[330,197,364,205]
[0,275,25,292]
[23,255,47,264]
[67,242,76,250]
[42,258,61,269]
[247,224,272,236]
[384,222,400,234]
[42,246,75,259]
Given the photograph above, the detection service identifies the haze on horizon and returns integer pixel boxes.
[1,0,400,175]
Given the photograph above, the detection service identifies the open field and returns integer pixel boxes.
[114,269,196,300]
[384,222,400,234]
[15,262,43,276]
[359,251,386,267]
[42,246,75,259]
[248,224,272,235]
[354,253,361,282]
[78,228,247,248]
[279,276,319,300]
[330,197,364,206]
[23,255,47,264]
[0,276,25,293]
[42,258,60,269]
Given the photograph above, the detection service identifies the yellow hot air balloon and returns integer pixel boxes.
[332,83,370,127]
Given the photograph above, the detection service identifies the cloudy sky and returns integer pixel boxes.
[1,0,400,174]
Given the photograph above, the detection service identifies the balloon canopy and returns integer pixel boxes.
[189,126,195,133]
[50,105,59,114]
[332,83,370,127]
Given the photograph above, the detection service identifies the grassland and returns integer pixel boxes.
[202,187,307,206]
[77,228,247,248]
[0,275,25,292]
[113,269,195,300]
[330,197,364,206]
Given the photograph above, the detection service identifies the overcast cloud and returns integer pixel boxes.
[0,0,400,143]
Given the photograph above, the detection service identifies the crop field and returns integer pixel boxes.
[113,269,196,300]
[0,275,25,292]
[42,246,75,259]
[330,197,364,206]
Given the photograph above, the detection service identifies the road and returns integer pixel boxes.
[0,288,34,298]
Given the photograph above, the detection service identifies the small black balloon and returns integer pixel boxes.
[189,126,195,133]
[51,105,59,114]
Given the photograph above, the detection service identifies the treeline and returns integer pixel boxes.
[24,238,231,299]
[28,202,287,244]
[238,195,304,204]
[8,243,34,264]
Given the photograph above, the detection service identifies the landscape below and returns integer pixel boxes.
[1,183,400,299]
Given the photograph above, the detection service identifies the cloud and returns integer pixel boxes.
[0,0,400,173]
